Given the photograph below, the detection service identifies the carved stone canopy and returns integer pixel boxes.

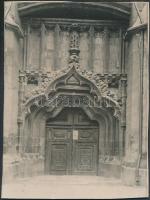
[23,64,121,119]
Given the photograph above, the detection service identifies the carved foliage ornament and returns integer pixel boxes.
[21,65,121,120]
[23,65,110,103]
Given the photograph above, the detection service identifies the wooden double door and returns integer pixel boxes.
[45,108,99,175]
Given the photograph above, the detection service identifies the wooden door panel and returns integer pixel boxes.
[47,128,71,141]
[48,142,72,175]
[78,146,93,170]
[73,143,97,174]
[51,144,67,171]
[78,129,98,142]
[46,127,72,175]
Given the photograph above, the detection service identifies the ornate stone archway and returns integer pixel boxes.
[23,64,121,116]
[17,63,123,177]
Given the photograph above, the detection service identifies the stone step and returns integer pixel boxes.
[15,175,122,185]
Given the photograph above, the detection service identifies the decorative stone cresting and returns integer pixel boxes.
[22,65,120,104]
[20,65,123,120]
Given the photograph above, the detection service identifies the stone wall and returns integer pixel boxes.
[21,19,124,74]
[122,2,148,186]
[3,154,44,183]
[3,2,148,187]
[4,2,23,153]
[4,29,21,144]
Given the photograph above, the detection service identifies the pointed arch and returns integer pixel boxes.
[23,65,121,119]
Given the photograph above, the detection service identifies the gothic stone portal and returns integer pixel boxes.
[23,66,120,177]
[45,108,99,175]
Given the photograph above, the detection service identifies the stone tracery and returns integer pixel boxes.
[22,67,124,102]
[20,64,122,121]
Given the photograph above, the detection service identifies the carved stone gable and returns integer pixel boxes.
[67,75,80,85]
[21,64,122,120]
[22,65,123,104]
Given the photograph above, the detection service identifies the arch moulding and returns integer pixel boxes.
[22,64,121,120]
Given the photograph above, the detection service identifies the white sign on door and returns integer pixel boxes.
[73,130,78,140]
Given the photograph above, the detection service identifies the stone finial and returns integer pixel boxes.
[69,23,80,66]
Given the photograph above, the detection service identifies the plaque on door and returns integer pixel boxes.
[73,130,78,140]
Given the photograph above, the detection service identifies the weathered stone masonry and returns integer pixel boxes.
[4,2,149,186]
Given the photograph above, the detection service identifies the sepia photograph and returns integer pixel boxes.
[2,1,149,199]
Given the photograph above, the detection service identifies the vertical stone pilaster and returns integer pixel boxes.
[88,26,94,70]
[122,29,147,186]
[119,74,127,157]
[119,28,123,74]
[23,27,27,70]
[17,72,25,153]
[39,23,46,71]
[115,119,119,156]
[103,26,109,73]
[125,33,141,162]
[135,30,145,184]
[142,29,148,160]
[26,23,31,70]
[54,24,60,70]
[121,29,127,74]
